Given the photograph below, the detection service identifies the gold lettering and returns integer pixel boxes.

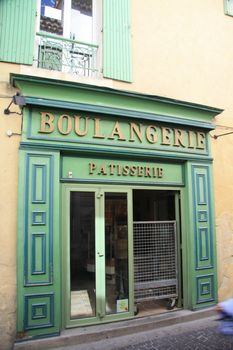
[109,164,115,175]
[57,115,72,135]
[117,165,122,176]
[137,166,144,177]
[39,112,55,133]
[88,162,164,179]
[89,163,96,174]
[130,166,137,176]
[158,168,163,178]
[146,125,158,144]
[74,116,88,136]
[145,166,151,177]
[108,121,126,141]
[123,165,130,176]
[196,132,206,149]
[38,112,207,158]
[187,130,195,148]
[93,118,105,139]
[173,129,185,147]
[98,165,107,175]
[161,127,171,145]
[129,123,142,142]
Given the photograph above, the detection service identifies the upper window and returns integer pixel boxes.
[40,0,63,36]
[39,0,94,43]
[0,0,132,82]
[36,0,99,76]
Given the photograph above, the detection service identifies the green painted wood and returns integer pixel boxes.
[25,106,211,159]
[224,0,233,16]
[187,162,217,309]
[61,156,184,186]
[0,0,36,64]
[23,97,218,130]
[11,75,223,125]
[103,0,132,82]
[174,192,183,308]
[17,150,61,337]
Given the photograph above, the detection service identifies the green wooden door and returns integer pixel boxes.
[17,150,60,338]
[184,162,217,309]
[62,185,134,327]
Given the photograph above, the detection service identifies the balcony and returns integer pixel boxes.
[35,32,99,77]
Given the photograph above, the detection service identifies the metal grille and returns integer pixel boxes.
[133,221,178,302]
[35,32,98,77]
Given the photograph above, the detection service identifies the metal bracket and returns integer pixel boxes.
[4,93,26,115]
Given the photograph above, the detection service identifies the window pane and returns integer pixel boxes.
[71,0,93,42]
[70,192,96,319]
[105,193,129,315]
[40,0,63,35]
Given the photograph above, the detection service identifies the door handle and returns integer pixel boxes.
[97,252,104,257]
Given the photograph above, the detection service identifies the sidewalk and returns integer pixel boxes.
[14,307,220,350]
[56,315,233,350]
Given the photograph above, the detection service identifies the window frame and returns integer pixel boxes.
[35,0,102,77]
[36,0,99,44]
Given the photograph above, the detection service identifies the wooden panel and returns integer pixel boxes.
[196,274,215,304]
[32,165,46,203]
[24,154,53,286]
[190,164,216,307]
[31,233,46,275]
[192,165,213,270]
[24,293,54,330]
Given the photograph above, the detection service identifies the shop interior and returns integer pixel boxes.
[69,189,180,319]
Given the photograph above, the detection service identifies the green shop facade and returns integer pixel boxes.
[12,74,222,340]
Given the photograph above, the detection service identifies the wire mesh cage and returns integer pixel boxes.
[133,221,178,305]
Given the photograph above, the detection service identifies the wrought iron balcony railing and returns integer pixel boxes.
[35,32,99,77]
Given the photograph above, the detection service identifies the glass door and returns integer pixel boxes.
[70,191,96,319]
[62,186,133,327]
[105,193,129,315]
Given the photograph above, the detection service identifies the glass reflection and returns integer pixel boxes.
[70,192,96,319]
[105,193,129,314]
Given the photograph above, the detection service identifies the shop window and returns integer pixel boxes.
[224,0,233,16]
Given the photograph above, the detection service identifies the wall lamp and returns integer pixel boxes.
[4,92,26,115]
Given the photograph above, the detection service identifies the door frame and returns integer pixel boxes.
[61,183,185,328]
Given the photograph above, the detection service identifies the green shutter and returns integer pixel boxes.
[0,0,36,64]
[224,0,233,16]
[103,0,132,82]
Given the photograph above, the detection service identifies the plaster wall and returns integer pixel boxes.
[0,63,21,349]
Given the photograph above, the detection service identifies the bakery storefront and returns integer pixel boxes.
[13,74,222,339]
